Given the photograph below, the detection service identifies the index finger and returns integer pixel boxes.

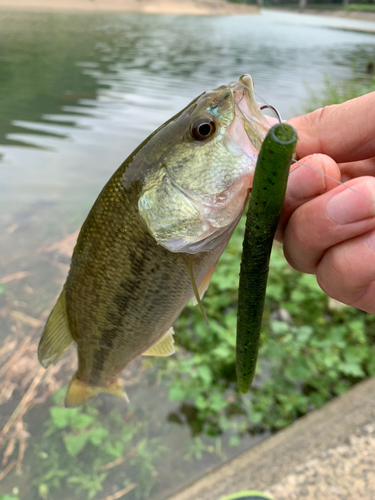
[288,91,375,164]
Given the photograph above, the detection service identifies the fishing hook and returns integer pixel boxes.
[260,104,283,124]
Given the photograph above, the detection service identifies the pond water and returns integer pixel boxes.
[0,8,375,500]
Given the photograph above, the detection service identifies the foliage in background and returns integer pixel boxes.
[32,389,165,500]
[303,74,375,113]
[158,217,375,440]
[344,3,375,9]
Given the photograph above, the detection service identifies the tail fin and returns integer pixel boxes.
[64,374,129,408]
[38,291,73,368]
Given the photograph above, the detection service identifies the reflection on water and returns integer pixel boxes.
[1,9,375,209]
[0,8,375,500]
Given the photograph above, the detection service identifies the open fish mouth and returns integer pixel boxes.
[226,74,270,160]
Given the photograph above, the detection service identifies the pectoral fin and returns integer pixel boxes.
[142,327,175,356]
[38,291,73,368]
[187,255,209,327]
[65,374,129,408]
[192,261,218,306]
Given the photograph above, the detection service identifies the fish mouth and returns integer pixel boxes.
[226,74,270,160]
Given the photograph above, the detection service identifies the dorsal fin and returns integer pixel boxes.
[187,255,209,327]
[142,327,175,356]
[38,290,73,368]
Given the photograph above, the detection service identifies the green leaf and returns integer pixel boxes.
[286,359,312,381]
[64,433,90,457]
[197,366,212,385]
[49,407,74,429]
[70,413,96,430]
[339,362,365,378]
[103,440,123,458]
[229,435,240,447]
[89,427,108,446]
[249,412,263,425]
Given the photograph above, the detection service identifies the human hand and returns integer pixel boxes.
[276,92,375,314]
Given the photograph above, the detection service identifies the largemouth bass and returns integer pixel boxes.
[38,74,269,407]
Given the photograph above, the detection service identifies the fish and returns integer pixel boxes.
[37,74,270,407]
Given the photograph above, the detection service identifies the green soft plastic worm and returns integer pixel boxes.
[236,123,297,394]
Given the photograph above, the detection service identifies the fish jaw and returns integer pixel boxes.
[138,74,270,254]
[230,74,270,153]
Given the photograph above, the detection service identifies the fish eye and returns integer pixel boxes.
[191,118,216,141]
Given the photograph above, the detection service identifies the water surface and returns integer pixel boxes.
[1,9,374,210]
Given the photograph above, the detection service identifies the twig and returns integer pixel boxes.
[0,337,32,379]
[0,460,16,482]
[43,231,78,256]
[100,440,145,471]
[1,367,45,437]
[10,311,44,329]
[16,438,26,474]
[103,483,137,500]
[0,272,32,285]
[2,437,15,466]
[0,339,17,359]
[6,223,18,234]
[0,382,16,405]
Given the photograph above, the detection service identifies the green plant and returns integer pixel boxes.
[303,74,375,113]
[344,3,375,10]
[0,496,19,500]
[33,389,166,500]
[157,212,375,439]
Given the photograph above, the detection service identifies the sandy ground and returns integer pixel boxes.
[0,0,259,15]
[167,377,375,500]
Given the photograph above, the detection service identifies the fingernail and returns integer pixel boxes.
[326,181,375,224]
[288,154,326,200]
[367,229,375,252]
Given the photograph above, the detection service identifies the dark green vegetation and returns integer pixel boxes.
[32,389,165,500]
[237,124,297,394]
[159,218,375,439]
[344,3,375,8]
[304,73,375,112]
